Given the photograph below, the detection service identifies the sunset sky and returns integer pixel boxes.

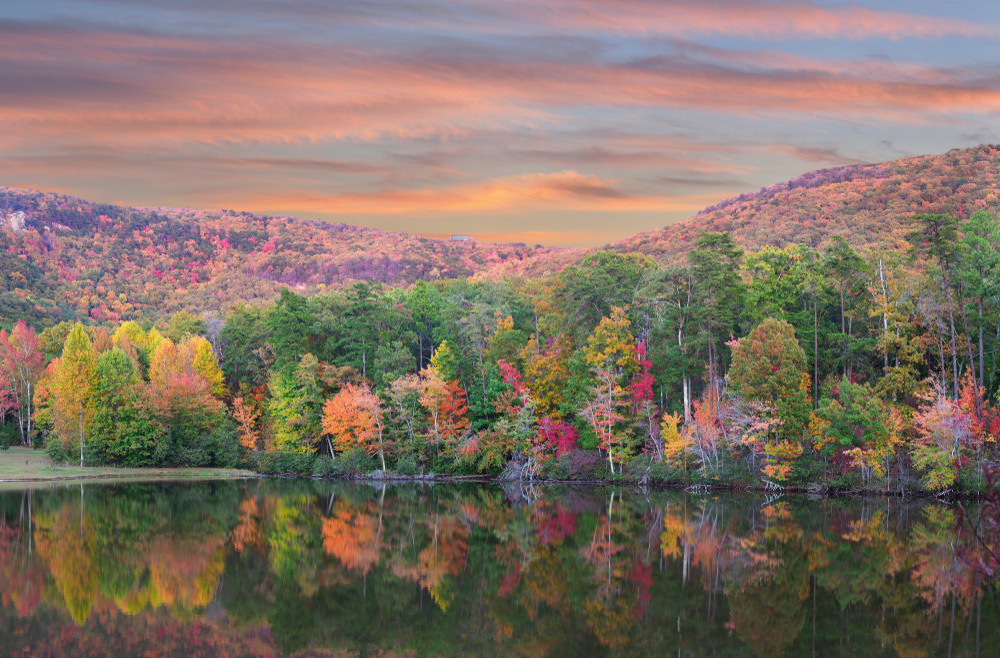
[2,0,998,246]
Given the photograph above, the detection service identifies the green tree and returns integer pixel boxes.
[909,213,965,400]
[638,267,697,421]
[960,210,1000,399]
[267,288,315,371]
[90,347,163,466]
[553,251,656,343]
[268,354,324,453]
[164,310,205,342]
[220,304,272,389]
[690,233,744,414]
[823,237,868,378]
[729,318,811,473]
[407,280,442,370]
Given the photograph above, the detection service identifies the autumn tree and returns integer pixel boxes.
[322,382,389,469]
[52,324,96,466]
[580,307,639,474]
[0,320,44,445]
[147,337,225,465]
[232,396,261,454]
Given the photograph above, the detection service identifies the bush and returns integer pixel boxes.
[313,455,337,477]
[257,451,317,475]
[787,453,826,487]
[621,454,659,480]
[543,450,609,481]
[205,417,241,468]
[46,437,69,464]
[0,423,18,450]
[646,460,686,484]
[339,448,375,476]
[394,454,419,475]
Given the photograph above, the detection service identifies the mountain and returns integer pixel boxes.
[611,144,1000,263]
[4,145,1000,327]
[0,187,572,325]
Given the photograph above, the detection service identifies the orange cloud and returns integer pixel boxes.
[525,0,998,40]
[230,171,721,215]
[2,24,996,154]
[0,4,996,248]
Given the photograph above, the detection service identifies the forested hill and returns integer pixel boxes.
[612,144,1000,263]
[5,145,1000,327]
[0,187,574,326]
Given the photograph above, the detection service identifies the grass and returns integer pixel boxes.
[0,446,254,484]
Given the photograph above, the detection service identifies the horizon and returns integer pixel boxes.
[1,0,998,247]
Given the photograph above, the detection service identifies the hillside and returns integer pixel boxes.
[0,188,571,325]
[5,145,1000,327]
[612,144,1000,263]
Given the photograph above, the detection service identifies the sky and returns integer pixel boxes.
[1,1,999,247]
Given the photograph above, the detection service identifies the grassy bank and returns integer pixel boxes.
[0,447,253,484]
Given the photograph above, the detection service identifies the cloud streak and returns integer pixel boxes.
[1,22,997,154]
[0,1,997,246]
[61,0,1000,39]
[238,171,718,215]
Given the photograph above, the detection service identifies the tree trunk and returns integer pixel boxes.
[79,411,84,468]
[24,381,31,447]
[840,283,847,377]
[939,334,947,390]
[607,378,615,475]
[813,296,819,408]
[944,285,960,400]
[958,295,982,417]
[683,378,691,424]
[979,297,985,401]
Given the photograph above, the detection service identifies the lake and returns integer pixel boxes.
[0,480,995,657]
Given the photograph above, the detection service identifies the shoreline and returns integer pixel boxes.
[259,471,986,500]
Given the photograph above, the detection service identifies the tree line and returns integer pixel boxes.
[4,210,1000,491]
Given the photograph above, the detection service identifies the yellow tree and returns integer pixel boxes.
[183,336,226,398]
[418,365,449,453]
[520,334,570,419]
[581,307,637,475]
[52,324,96,466]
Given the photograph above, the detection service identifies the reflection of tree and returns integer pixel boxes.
[392,515,469,611]
[267,494,320,596]
[4,483,1000,657]
[34,499,98,624]
[30,484,239,625]
[322,501,382,574]
[579,492,643,649]
[727,570,807,658]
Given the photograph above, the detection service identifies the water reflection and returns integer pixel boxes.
[0,481,996,657]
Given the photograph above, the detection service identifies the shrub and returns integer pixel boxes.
[621,454,659,480]
[646,460,685,484]
[394,454,419,475]
[257,450,317,475]
[313,455,337,477]
[543,450,609,480]
[206,417,242,468]
[339,448,375,475]
[45,437,69,464]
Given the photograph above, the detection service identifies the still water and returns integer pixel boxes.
[0,480,996,657]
